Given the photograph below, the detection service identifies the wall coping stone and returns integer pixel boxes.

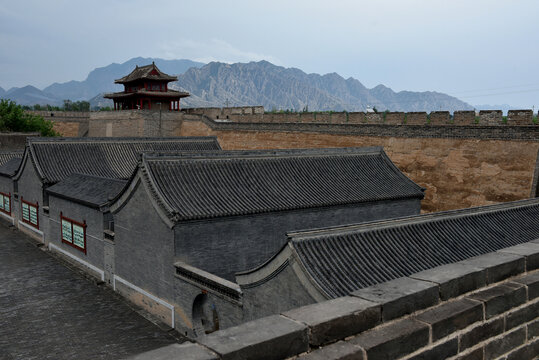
[410,263,487,301]
[351,276,440,321]
[497,242,539,271]
[282,296,381,346]
[196,315,309,360]
[458,252,525,284]
[127,342,218,360]
[297,341,364,360]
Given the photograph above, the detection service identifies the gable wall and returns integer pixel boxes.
[113,179,175,301]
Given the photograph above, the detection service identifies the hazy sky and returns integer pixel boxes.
[1,0,539,107]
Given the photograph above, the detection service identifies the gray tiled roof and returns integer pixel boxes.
[289,198,539,298]
[24,137,221,184]
[46,173,127,208]
[0,157,22,177]
[0,151,23,166]
[140,147,424,222]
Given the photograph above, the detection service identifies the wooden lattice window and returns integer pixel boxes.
[0,192,11,216]
[60,212,87,254]
[21,198,39,229]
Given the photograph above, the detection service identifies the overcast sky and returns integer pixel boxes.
[1,0,538,107]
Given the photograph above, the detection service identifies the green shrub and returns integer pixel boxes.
[0,99,59,136]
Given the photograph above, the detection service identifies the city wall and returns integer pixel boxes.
[133,243,539,360]
[45,108,539,213]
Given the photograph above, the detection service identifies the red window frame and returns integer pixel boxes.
[20,197,39,229]
[60,212,87,254]
[0,192,11,216]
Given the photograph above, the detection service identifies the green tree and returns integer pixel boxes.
[0,99,58,136]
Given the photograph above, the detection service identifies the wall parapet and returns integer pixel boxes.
[194,108,538,127]
[132,239,539,360]
[196,117,539,141]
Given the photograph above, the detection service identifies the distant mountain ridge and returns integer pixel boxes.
[173,61,473,112]
[1,57,473,112]
[43,57,204,101]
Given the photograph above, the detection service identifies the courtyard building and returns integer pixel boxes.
[6,136,221,251]
[107,146,425,335]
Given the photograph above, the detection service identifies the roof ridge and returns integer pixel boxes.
[28,136,219,143]
[288,197,539,241]
[63,172,129,184]
[141,146,384,161]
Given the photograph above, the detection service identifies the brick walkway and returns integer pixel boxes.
[0,222,179,360]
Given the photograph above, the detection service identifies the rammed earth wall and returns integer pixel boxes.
[131,240,539,360]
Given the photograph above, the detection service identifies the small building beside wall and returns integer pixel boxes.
[45,173,127,284]
[108,147,425,335]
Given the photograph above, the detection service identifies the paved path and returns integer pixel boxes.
[0,222,179,360]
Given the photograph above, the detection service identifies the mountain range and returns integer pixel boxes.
[1,57,474,112]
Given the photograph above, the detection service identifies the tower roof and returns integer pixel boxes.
[114,62,178,84]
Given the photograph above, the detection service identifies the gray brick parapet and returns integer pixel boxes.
[298,341,364,360]
[410,263,487,300]
[135,242,539,359]
[458,252,525,284]
[128,343,218,360]
[349,318,430,360]
[351,277,440,321]
[512,271,539,299]
[282,296,381,346]
[498,242,539,271]
[415,298,483,341]
[468,282,527,319]
[196,315,309,360]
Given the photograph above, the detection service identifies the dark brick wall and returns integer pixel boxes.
[15,157,47,240]
[0,133,39,150]
[174,198,421,281]
[240,258,320,321]
[48,196,105,271]
[173,276,244,337]
[113,178,175,302]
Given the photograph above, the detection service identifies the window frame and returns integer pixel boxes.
[0,192,11,216]
[20,197,39,229]
[60,212,87,254]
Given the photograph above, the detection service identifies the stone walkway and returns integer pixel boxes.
[0,222,179,360]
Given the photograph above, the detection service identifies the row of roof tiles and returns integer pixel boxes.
[288,198,539,298]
